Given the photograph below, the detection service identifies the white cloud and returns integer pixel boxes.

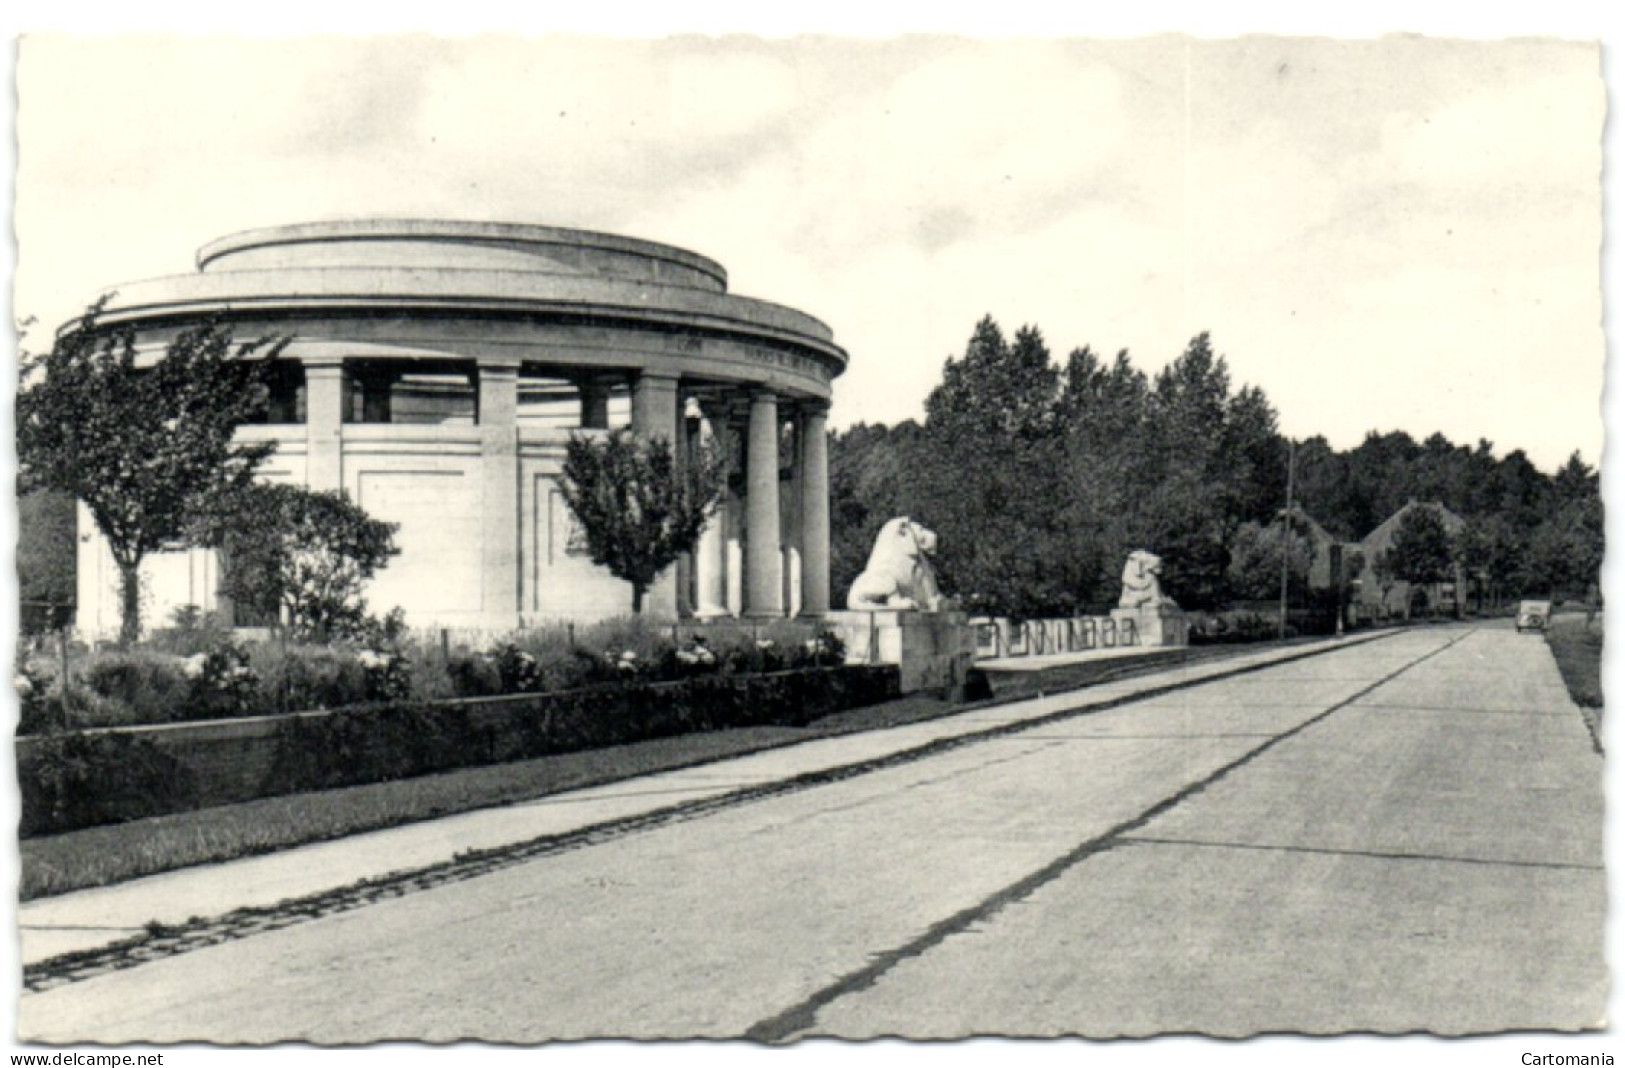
[13,34,1605,471]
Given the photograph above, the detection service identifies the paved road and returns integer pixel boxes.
[19,625,1603,1042]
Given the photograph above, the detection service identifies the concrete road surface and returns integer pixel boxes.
[19,624,1603,1043]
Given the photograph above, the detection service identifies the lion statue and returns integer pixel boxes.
[846,517,946,611]
[1118,549,1178,609]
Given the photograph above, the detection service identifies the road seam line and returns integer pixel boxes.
[1117,835,1603,872]
[742,629,1472,1043]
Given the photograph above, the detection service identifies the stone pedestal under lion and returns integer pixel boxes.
[824,517,975,694]
[1110,549,1190,647]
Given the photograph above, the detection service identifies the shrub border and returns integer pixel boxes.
[17,665,901,837]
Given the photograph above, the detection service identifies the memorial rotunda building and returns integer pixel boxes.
[73,220,846,636]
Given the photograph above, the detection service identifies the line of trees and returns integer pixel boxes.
[831,316,1603,620]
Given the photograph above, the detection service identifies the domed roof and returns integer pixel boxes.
[78,219,844,369]
[197,220,730,293]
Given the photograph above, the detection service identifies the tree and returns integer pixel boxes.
[205,483,400,641]
[926,317,1058,440]
[1226,519,1313,602]
[561,428,726,614]
[1522,467,1603,602]
[17,489,78,633]
[16,309,281,643]
[912,319,1079,618]
[829,421,923,603]
[1383,506,1456,617]
[1133,333,1280,610]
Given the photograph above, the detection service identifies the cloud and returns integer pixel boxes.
[14,35,1604,471]
[1377,64,1603,194]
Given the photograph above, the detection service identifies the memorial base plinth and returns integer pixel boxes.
[1110,605,1190,647]
[823,609,977,694]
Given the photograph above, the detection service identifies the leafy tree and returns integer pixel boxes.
[911,319,1083,618]
[18,489,78,633]
[1055,346,1151,606]
[1382,506,1456,617]
[1134,333,1278,609]
[1226,519,1314,602]
[1337,546,1367,613]
[926,317,1058,440]
[1450,520,1495,612]
[204,483,400,641]
[1450,517,1530,612]
[1369,551,1400,617]
[1521,458,1602,601]
[561,428,726,614]
[829,421,922,602]
[16,308,281,643]
[1287,436,1356,539]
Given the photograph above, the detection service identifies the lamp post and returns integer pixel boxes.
[1277,438,1296,642]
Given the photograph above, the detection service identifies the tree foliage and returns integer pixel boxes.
[894,323,1285,616]
[561,428,727,614]
[16,308,282,643]
[1226,520,1314,602]
[828,314,1601,621]
[204,483,400,642]
[17,489,78,632]
[1381,507,1457,616]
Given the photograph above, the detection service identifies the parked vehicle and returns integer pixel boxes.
[1515,600,1552,633]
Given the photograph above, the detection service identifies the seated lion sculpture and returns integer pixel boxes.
[846,517,946,611]
[1118,549,1178,609]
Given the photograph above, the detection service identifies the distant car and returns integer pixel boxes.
[1515,600,1552,633]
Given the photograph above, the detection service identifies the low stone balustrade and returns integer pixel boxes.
[970,606,1186,661]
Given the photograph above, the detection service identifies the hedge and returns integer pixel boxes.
[18,664,901,837]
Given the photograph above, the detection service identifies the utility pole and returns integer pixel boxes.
[1277,438,1296,642]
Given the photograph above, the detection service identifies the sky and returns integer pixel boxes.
[10,28,1608,474]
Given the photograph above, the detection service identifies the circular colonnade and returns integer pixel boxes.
[73,220,847,635]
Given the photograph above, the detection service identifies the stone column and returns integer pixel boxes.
[744,388,783,618]
[479,359,522,631]
[782,417,801,616]
[631,371,680,443]
[799,400,832,616]
[674,396,693,616]
[692,401,730,617]
[303,356,345,492]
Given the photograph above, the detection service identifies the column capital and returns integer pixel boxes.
[797,397,832,419]
[299,355,346,372]
[477,358,522,375]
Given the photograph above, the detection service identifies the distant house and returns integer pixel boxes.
[1354,500,1466,617]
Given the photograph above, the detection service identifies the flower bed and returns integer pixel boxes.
[17,615,847,734]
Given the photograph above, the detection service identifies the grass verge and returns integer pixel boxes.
[1545,614,1603,750]
[18,636,1309,901]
